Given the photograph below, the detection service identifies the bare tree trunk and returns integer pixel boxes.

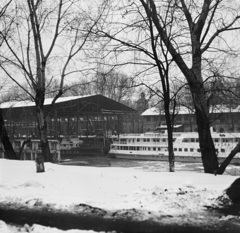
[195,109,219,173]
[0,108,18,160]
[217,142,240,174]
[36,106,52,163]
[165,106,175,172]
[190,81,219,173]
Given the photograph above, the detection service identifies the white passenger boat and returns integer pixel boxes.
[108,131,240,165]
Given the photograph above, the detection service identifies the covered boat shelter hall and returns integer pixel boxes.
[0,94,135,139]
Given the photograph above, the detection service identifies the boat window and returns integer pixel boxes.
[137,139,140,142]
[179,148,182,151]
[221,148,225,153]
[144,139,146,142]
[214,138,219,143]
[197,148,200,152]
[162,138,166,142]
[120,139,127,144]
[191,138,195,142]
[235,138,239,142]
[190,148,194,152]
[196,139,199,143]
[153,147,156,151]
[156,139,160,142]
[136,147,139,151]
[183,138,188,142]
[223,138,231,143]
[147,138,150,142]
[174,148,177,151]
[148,148,151,151]
[184,148,188,152]
[158,148,161,151]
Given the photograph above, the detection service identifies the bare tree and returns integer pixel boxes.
[0,0,18,160]
[94,1,187,171]
[95,0,240,173]
[93,70,134,103]
[0,0,105,165]
[138,0,240,174]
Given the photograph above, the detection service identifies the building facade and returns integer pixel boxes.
[141,106,240,133]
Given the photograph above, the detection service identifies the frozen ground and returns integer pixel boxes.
[0,159,240,232]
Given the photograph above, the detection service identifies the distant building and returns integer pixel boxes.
[141,105,240,133]
[136,92,148,113]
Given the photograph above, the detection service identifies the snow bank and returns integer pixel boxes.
[0,159,239,232]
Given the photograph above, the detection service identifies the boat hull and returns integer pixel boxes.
[109,152,240,165]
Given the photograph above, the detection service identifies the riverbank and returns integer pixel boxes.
[0,159,240,232]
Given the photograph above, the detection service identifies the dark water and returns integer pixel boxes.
[60,157,240,176]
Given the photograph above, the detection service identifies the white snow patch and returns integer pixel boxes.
[0,159,238,232]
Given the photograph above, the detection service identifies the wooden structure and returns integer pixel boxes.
[1,94,135,139]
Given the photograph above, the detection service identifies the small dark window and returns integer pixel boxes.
[179,148,182,152]
[184,148,188,152]
[190,148,194,152]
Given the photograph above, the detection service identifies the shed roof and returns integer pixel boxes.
[1,94,135,117]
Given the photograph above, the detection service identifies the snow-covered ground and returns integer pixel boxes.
[0,159,240,232]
